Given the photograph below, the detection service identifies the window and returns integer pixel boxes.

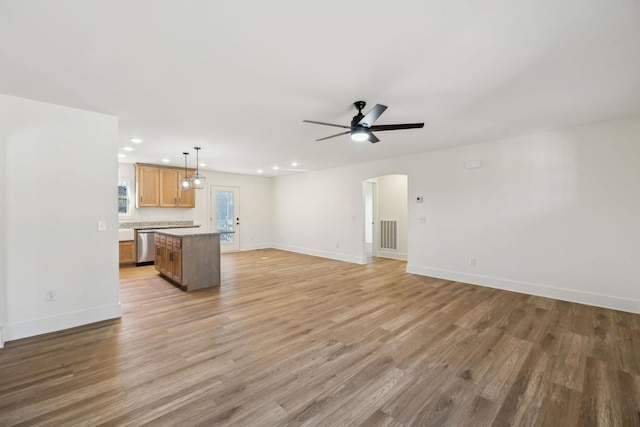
[118,180,131,216]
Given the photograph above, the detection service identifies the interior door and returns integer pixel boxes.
[211,186,240,252]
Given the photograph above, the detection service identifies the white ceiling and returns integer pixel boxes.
[1,1,639,176]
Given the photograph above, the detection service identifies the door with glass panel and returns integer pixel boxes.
[211,186,240,252]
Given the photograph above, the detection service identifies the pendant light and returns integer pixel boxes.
[180,152,192,190]
[190,146,206,189]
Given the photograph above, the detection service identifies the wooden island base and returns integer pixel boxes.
[154,229,220,291]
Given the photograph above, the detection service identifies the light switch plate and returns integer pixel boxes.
[97,220,107,232]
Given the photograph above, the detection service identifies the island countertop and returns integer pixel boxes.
[132,225,201,230]
[154,229,220,238]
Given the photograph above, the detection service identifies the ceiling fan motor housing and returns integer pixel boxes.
[352,101,366,126]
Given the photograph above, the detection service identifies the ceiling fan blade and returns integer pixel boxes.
[369,123,425,131]
[303,120,351,129]
[316,131,351,141]
[368,133,380,143]
[358,104,387,127]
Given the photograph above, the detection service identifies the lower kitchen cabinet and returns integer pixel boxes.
[119,240,136,265]
[154,230,220,291]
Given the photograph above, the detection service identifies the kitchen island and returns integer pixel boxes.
[154,229,220,291]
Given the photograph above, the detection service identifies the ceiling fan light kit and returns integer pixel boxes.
[303,100,424,144]
[351,127,370,142]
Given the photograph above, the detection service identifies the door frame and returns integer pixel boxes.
[364,180,378,259]
[210,185,240,252]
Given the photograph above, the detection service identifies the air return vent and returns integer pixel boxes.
[380,220,397,250]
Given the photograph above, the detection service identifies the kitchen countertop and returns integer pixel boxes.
[131,225,201,230]
[154,228,220,237]
[119,221,198,229]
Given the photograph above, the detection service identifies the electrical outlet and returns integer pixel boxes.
[45,288,57,302]
[469,257,476,266]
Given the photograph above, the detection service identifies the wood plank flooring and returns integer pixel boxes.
[1,249,639,426]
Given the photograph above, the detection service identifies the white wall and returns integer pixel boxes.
[406,118,640,313]
[272,117,640,313]
[1,94,121,342]
[119,163,272,251]
[0,100,7,346]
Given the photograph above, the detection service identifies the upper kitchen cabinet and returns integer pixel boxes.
[160,168,195,208]
[135,164,196,208]
[136,164,160,207]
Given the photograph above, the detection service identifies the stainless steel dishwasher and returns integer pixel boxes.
[136,230,157,265]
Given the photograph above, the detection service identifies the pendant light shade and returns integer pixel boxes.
[190,146,206,189]
[181,152,192,190]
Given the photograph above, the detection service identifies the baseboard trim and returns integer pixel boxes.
[377,250,407,261]
[272,244,366,265]
[406,264,640,314]
[239,243,273,251]
[4,303,122,343]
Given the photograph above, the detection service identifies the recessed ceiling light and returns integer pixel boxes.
[291,161,298,167]
[161,158,170,163]
[118,154,126,158]
[272,166,279,170]
[257,169,263,173]
[122,146,134,152]
[199,163,206,167]
[129,138,143,144]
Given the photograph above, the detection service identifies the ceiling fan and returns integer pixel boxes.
[303,101,424,143]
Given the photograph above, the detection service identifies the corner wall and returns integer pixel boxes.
[1,94,121,342]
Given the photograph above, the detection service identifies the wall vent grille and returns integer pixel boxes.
[380,220,397,250]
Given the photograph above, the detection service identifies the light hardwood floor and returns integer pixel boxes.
[1,249,639,426]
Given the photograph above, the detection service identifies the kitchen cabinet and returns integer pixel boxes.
[135,163,196,208]
[159,168,195,208]
[168,237,182,282]
[154,229,220,291]
[154,234,182,283]
[154,233,166,272]
[136,165,160,207]
[119,240,136,264]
